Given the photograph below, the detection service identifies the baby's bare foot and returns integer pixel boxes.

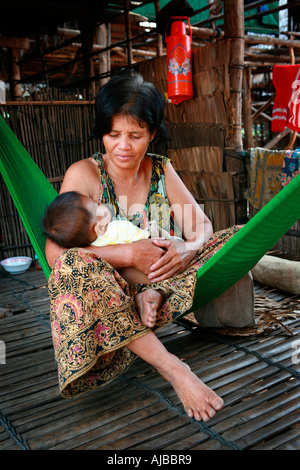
[135,289,163,328]
[158,355,224,422]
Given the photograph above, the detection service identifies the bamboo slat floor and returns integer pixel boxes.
[0,266,299,451]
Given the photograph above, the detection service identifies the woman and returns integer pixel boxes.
[46,71,239,422]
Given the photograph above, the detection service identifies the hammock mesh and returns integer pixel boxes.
[0,115,57,279]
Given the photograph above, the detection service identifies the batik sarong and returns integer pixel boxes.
[48,225,241,398]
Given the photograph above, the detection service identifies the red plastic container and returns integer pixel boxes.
[166,17,193,104]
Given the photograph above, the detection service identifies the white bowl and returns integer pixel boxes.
[1,256,32,275]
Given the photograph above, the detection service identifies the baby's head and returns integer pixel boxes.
[42,191,111,248]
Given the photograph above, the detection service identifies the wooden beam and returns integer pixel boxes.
[191,26,224,40]
[71,42,156,57]
[251,106,271,121]
[251,97,273,121]
[0,36,30,49]
[264,128,290,149]
[245,0,300,23]
[2,100,95,105]
[245,35,300,49]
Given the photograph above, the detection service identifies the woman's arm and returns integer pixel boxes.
[148,161,213,282]
[45,236,134,269]
[165,161,213,246]
[45,233,165,272]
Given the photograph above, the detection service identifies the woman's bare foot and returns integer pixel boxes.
[158,353,224,422]
[127,332,223,422]
[135,289,164,328]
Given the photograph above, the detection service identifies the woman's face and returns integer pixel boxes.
[102,114,156,171]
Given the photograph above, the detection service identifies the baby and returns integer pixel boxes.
[42,191,175,328]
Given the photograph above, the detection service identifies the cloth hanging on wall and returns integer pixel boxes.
[244,147,285,209]
[245,147,300,209]
[271,64,300,133]
[282,148,300,188]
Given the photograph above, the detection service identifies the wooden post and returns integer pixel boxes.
[95,24,110,88]
[224,0,245,154]
[124,0,133,66]
[224,0,247,224]
[8,48,22,100]
[243,66,254,149]
[79,12,95,98]
[154,0,163,57]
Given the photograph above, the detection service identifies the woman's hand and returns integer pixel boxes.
[147,239,198,282]
[130,238,167,275]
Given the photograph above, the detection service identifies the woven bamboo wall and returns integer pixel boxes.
[138,39,239,232]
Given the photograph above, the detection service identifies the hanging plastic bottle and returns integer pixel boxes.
[165,17,193,105]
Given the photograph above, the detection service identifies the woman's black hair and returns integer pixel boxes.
[92,70,168,145]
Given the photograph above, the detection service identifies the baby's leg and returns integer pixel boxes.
[135,289,165,328]
[119,267,150,285]
[119,267,165,328]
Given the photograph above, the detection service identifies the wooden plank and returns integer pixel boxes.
[13,382,133,433]
[236,408,300,450]
[0,36,30,49]
[165,430,210,450]
[0,360,56,394]
[106,415,191,451]
[219,393,300,446]
[53,404,179,450]
[254,426,300,450]
[213,378,299,432]
[26,393,162,450]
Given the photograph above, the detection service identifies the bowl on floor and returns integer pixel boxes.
[1,256,32,275]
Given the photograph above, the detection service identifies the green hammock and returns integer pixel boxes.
[0,115,299,312]
[0,116,57,279]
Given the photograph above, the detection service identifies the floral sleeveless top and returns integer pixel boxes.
[93,153,176,236]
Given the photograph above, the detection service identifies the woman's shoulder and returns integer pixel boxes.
[64,158,99,181]
[67,156,99,171]
[60,157,100,196]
